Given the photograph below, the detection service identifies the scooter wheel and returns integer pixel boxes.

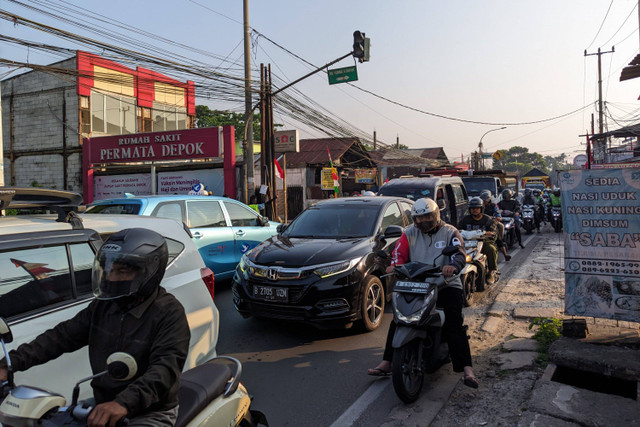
[392,340,424,403]
[462,272,476,307]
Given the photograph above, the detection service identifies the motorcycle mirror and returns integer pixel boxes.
[376,250,389,259]
[383,225,403,238]
[441,245,460,257]
[106,352,138,381]
[0,318,13,344]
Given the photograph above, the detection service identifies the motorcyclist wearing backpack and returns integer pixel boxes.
[521,188,541,233]
[480,190,511,262]
[0,228,190,427]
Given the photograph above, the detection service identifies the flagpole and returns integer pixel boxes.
[283,153,288,222]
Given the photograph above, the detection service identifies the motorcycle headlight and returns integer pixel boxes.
[313,257,362,278]
[393,289,436,323]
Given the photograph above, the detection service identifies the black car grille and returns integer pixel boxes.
[246,301,309,321]
[247,282,308,303]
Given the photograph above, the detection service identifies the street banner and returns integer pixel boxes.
[94,174,151,200]
[560,168,640,322]
[321,167,339,191]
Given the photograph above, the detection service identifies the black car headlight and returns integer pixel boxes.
[313,257,362,278]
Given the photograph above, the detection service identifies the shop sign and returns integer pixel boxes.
[87,127,222,164]
[355,168,377,184]
[158,169,224,195]
[561,168,640,322]
[274,129,299,153]
[94,174,151,200]
[321,167,338,190]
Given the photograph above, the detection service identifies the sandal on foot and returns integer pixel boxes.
[367,367,391,377]
[463,375,479,389]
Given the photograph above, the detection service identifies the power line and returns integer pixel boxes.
[585,0,614,50]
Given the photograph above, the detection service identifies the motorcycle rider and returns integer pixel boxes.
[480,190,511,262]
[458,197,499,284]
[547,188,562,222]
[497,189,525,249]
[0,228,190,427]
[532,189,546,225]
[367,198,478,388]
[521,188,541,233]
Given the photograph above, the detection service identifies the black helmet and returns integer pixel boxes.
[92,228,168,300]
[479,190,492,202]
[524,188,532,197]
[532,189,541,197]
[501,189,512,201]
[553,189,560,197]
[469,197,484,209]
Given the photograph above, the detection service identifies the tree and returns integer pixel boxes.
[195,106,261,143]
[492,146,548,176]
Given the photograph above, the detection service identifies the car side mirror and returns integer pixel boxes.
[383,225,403,238]
[257,216,269,226]
[437,199,446,210]
[277,223,288,233]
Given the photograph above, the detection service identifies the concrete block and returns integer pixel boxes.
[526,381,640,426]
[548,338,640,381]
[492,351,538,370]
[513,307,558,320]
[503,338,538,352]
[481,316,502,334]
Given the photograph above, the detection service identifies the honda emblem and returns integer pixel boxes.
[267,268,278,281]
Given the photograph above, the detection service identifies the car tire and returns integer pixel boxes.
[359,276,385,332]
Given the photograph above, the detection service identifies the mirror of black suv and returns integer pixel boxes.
[383,225,403,239]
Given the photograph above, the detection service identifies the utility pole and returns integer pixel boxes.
[585,47,614,163]
[373,130,377,151]
[243,0,253,204]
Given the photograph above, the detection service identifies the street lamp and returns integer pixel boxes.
[478,126,506,170]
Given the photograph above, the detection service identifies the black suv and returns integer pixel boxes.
[232,196,413,331]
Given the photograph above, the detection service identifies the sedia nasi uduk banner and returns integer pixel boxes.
[559,168,640,322]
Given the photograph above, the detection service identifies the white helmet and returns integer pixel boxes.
[411,198,440,233]
[363,191,376,196]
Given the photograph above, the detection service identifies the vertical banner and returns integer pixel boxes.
[560,168,640,322]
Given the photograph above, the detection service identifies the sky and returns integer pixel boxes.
[2,0,640,164]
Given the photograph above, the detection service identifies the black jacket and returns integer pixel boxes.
[4,287,190,418]
[498,199,521,215]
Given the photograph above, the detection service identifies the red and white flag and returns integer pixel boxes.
[274,157,284,179]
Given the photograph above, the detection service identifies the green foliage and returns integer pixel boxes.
[195,105,282,147]
[529,317,562,365]
[492,146,548,176]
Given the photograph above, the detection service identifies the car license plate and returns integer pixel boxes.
[394,281,433,294]
[253,285,288,302]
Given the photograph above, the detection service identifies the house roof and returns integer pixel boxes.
[522,167,548,177]
[284,138,375,168]
[370,147,446,167]
[591,122,640,140]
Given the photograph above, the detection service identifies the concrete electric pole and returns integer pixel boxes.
[243,0,254,203]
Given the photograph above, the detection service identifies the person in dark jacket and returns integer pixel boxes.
[497,189,525,248]
[458,197,499,284]
[367,198,478,388]
[0,228,190,427]
[480,190,511,262]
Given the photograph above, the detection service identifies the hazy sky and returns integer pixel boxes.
[3,0,640,164]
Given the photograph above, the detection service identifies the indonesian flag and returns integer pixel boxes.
[327,147,339,196]
[274,157,284,180]
[11,258,54,280]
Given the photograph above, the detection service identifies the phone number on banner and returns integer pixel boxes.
[567,259,640,275]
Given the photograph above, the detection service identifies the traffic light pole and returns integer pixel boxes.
[272,51,353,96]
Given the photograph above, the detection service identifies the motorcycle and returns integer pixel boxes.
[499,210,517,249]
[459,229,493,307]
[550,206,562,233]
[0,318,268,427]
[521,204,536,234]
[386,246,460,403]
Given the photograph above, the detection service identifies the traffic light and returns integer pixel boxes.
[353,31,365,62]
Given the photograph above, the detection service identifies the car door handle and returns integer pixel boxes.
[235,230,246,236]
[192,231,203,239]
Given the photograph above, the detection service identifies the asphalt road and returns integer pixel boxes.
[215,231,544,426]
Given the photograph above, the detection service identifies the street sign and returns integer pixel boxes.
[482,153,493,159]
[493,150,504,160]
[328,66,358,85]
[274,129,300,153]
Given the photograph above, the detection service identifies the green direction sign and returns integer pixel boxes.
[328,66,358,85]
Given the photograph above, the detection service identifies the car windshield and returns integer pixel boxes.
[284,204,379,238]
[462,178,496,197]
[378,187,431,201]
[85,203,141,215]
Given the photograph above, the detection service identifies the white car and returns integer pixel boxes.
[0,189,219,399]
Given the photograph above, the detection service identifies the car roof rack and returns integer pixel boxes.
[0,187,84,229]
